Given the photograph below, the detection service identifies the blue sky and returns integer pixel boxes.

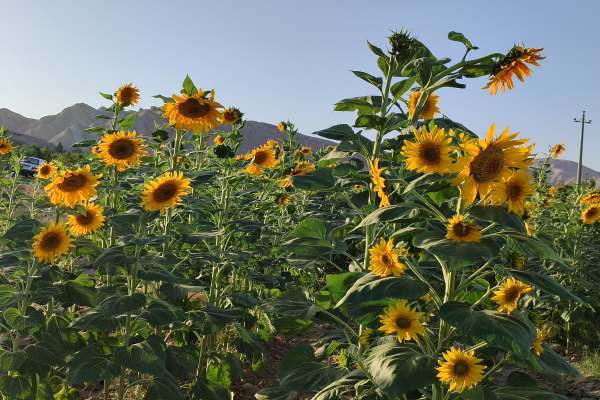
[1,1,599,168]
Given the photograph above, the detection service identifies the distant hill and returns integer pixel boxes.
[0,104,334,153]
[534,158,600,187]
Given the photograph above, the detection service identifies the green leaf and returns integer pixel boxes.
[288,217,327,240]
[153,94,174,103]
[98,293,146,315]
[279,344,342,392]
[367,41,387,58]
[206,353,242,388]
[509,270,581,303]
[448,31,478,50]
[488,386,569,399]
[99,92,114,100]
[69,310,117,332]
[0,376,32,399]
[182,74,198,96]
[293,168,335,191]
[439,301,536,356]
[145,376,186,400]
[351,70,383,88]
[313,124,354,140]
[71,139,98,148]
[0,351,26,372]
[413,231,501,265]
[326,272,363,304]
[114,335,167,376]
[3,218,40,243]
[390,77,415,99]
[335,96,382,114]
[353,204,415,230]
[535,344,578,376]
[118,112,136,131]
[507,235,562,261]
[67,345,116,384]
[141,299,185,326]
[191,379,229,400]
[366,341,437,397]
[470,205,526,233]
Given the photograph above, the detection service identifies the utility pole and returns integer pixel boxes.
[574,111,592,186]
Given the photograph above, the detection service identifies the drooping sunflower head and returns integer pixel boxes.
[213,135,224,145]
[453,124,533,205]
[292,161,316,176]
[582,205,600,225]
[408,90,440,120]
[33,222,73,263]
[221,107,243,125]
[491,277,532,314]
[550,143,565,158]
[276,121,287,133]
[445,215,482,243]
[98,130,146,171]
[141,171,192,212]
[115,83,140,107]
[36,161,57,179]
[488,169,534,215]
[369,159,391,208]
[402,125,455,174]
[243,144,279,175]
[44,165,101,208]
[378,299,426,342]
[533,328,546,356]
[484,46,544,95]
[163,91,224,133]
[580,192,600,206]
[0,138,13,155]
[436,347,486,393]
[369,238,407,278]
[67,203,106,236]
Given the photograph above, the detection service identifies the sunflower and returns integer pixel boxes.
[491,277,532,314]
[276,194,291,206]
[514,256,525,270]
[369,159,391,208]
[436,347,486,393]
[141,171,191,212]
[484,46,544,95]
[91,145,100,156]
[445,215,482,243]
[98,130,146,171]
[452,124,533,205]
[582,205,600,225]
[67,203,106,236]
[580,192,600,206]
[115,83,140,107]
[550,144,565,158]
[358,327,374,347]
[32,222,73,263]
[163,91,224,133]
[278,162,316,188]
[213,135,224,145]
[45,165,101,208]
[36,161,57,179]
[547,186,557,200]
[277,121,287,133]
[408,90,440,120]
[533,328,546,356]
[369,238,406,277]
[221,107,243,125]
[243,144,279,175]
[488,170,534,215]
[0,138,13,155]
[299,146,313,157]
[402,125,455,174]
[378,300,426,342]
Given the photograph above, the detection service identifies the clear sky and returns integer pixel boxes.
[1,1,599,168]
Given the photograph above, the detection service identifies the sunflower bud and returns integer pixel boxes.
[213,144,235,159]
[388,30,415,60]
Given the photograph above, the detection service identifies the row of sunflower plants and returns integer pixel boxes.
[257,31,582,400]
[0,76,331,399]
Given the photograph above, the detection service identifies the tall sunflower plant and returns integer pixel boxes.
[265,31,579,399]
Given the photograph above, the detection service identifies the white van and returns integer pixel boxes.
[20,157,46,177]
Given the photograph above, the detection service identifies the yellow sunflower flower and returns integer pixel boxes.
[276,121,287,133]
[221,107,243,125]
[115,83,140,107]
[445,215,482,243]
[550,144,565,158]
[408,90,440,120]
[358,327,374,347]
[0,138,13,155]
[300,146,313,157]
[276,194,292,206]
[582,205,600,225]
[243,144,280,175]
[368,238,406,277]
[44,165,101,208]
[141,171,191,212]
[32,222,73,263]
[163,91,223,133]
[213,135,224,145]
[452,124,533,205]
[369,159,391,208]
[98,130,146,171]
[378,299,426,342]
[533,328,546,356]
[67,203,106,236]
[484,46,544,95]
[402,125,455,175]
[488,169,534,215]
[436,347,486,393]
[491,277,532,314]
[580,192,600,206]
[36,162,57,179]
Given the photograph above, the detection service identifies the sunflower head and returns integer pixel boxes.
[44,165,101,208]
[580,192,600,206]
[402,125,455,174]
[491,277,532,314]
[378,299,426,342]
[98,130,146,171]
[408,90,440,120]
[488,170,533,215]
[582,205,600,225]
[369,159,391,208]
[533,328,546,356]
[388,30,416,59]
[299,146,313,157]
[292,161,316,176]
[213,135,224,145]
[436,347,486,393]
[222,107,243,125]
[163,91,224,133]
[276,194,292,206]
[115,83,140,107]
[33,222,73,263]
[446,215,482,243]
[37,162,57,179]
[0,138,13,155]
[243,144,280,175]
[550,143,565,158]
[276,121,287,133]
[141,171,192,212]
[484,46,544,95]
[369,238,407,277]
[67,203,106,236]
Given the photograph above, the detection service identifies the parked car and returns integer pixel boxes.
[20,157,45,177]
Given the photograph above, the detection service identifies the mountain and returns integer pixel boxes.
[0,104,334,153]
[535,158,600,187]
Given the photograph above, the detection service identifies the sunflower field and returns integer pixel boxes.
[0,29,599,400]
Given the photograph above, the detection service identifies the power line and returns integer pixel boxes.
[574,110,592,186]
